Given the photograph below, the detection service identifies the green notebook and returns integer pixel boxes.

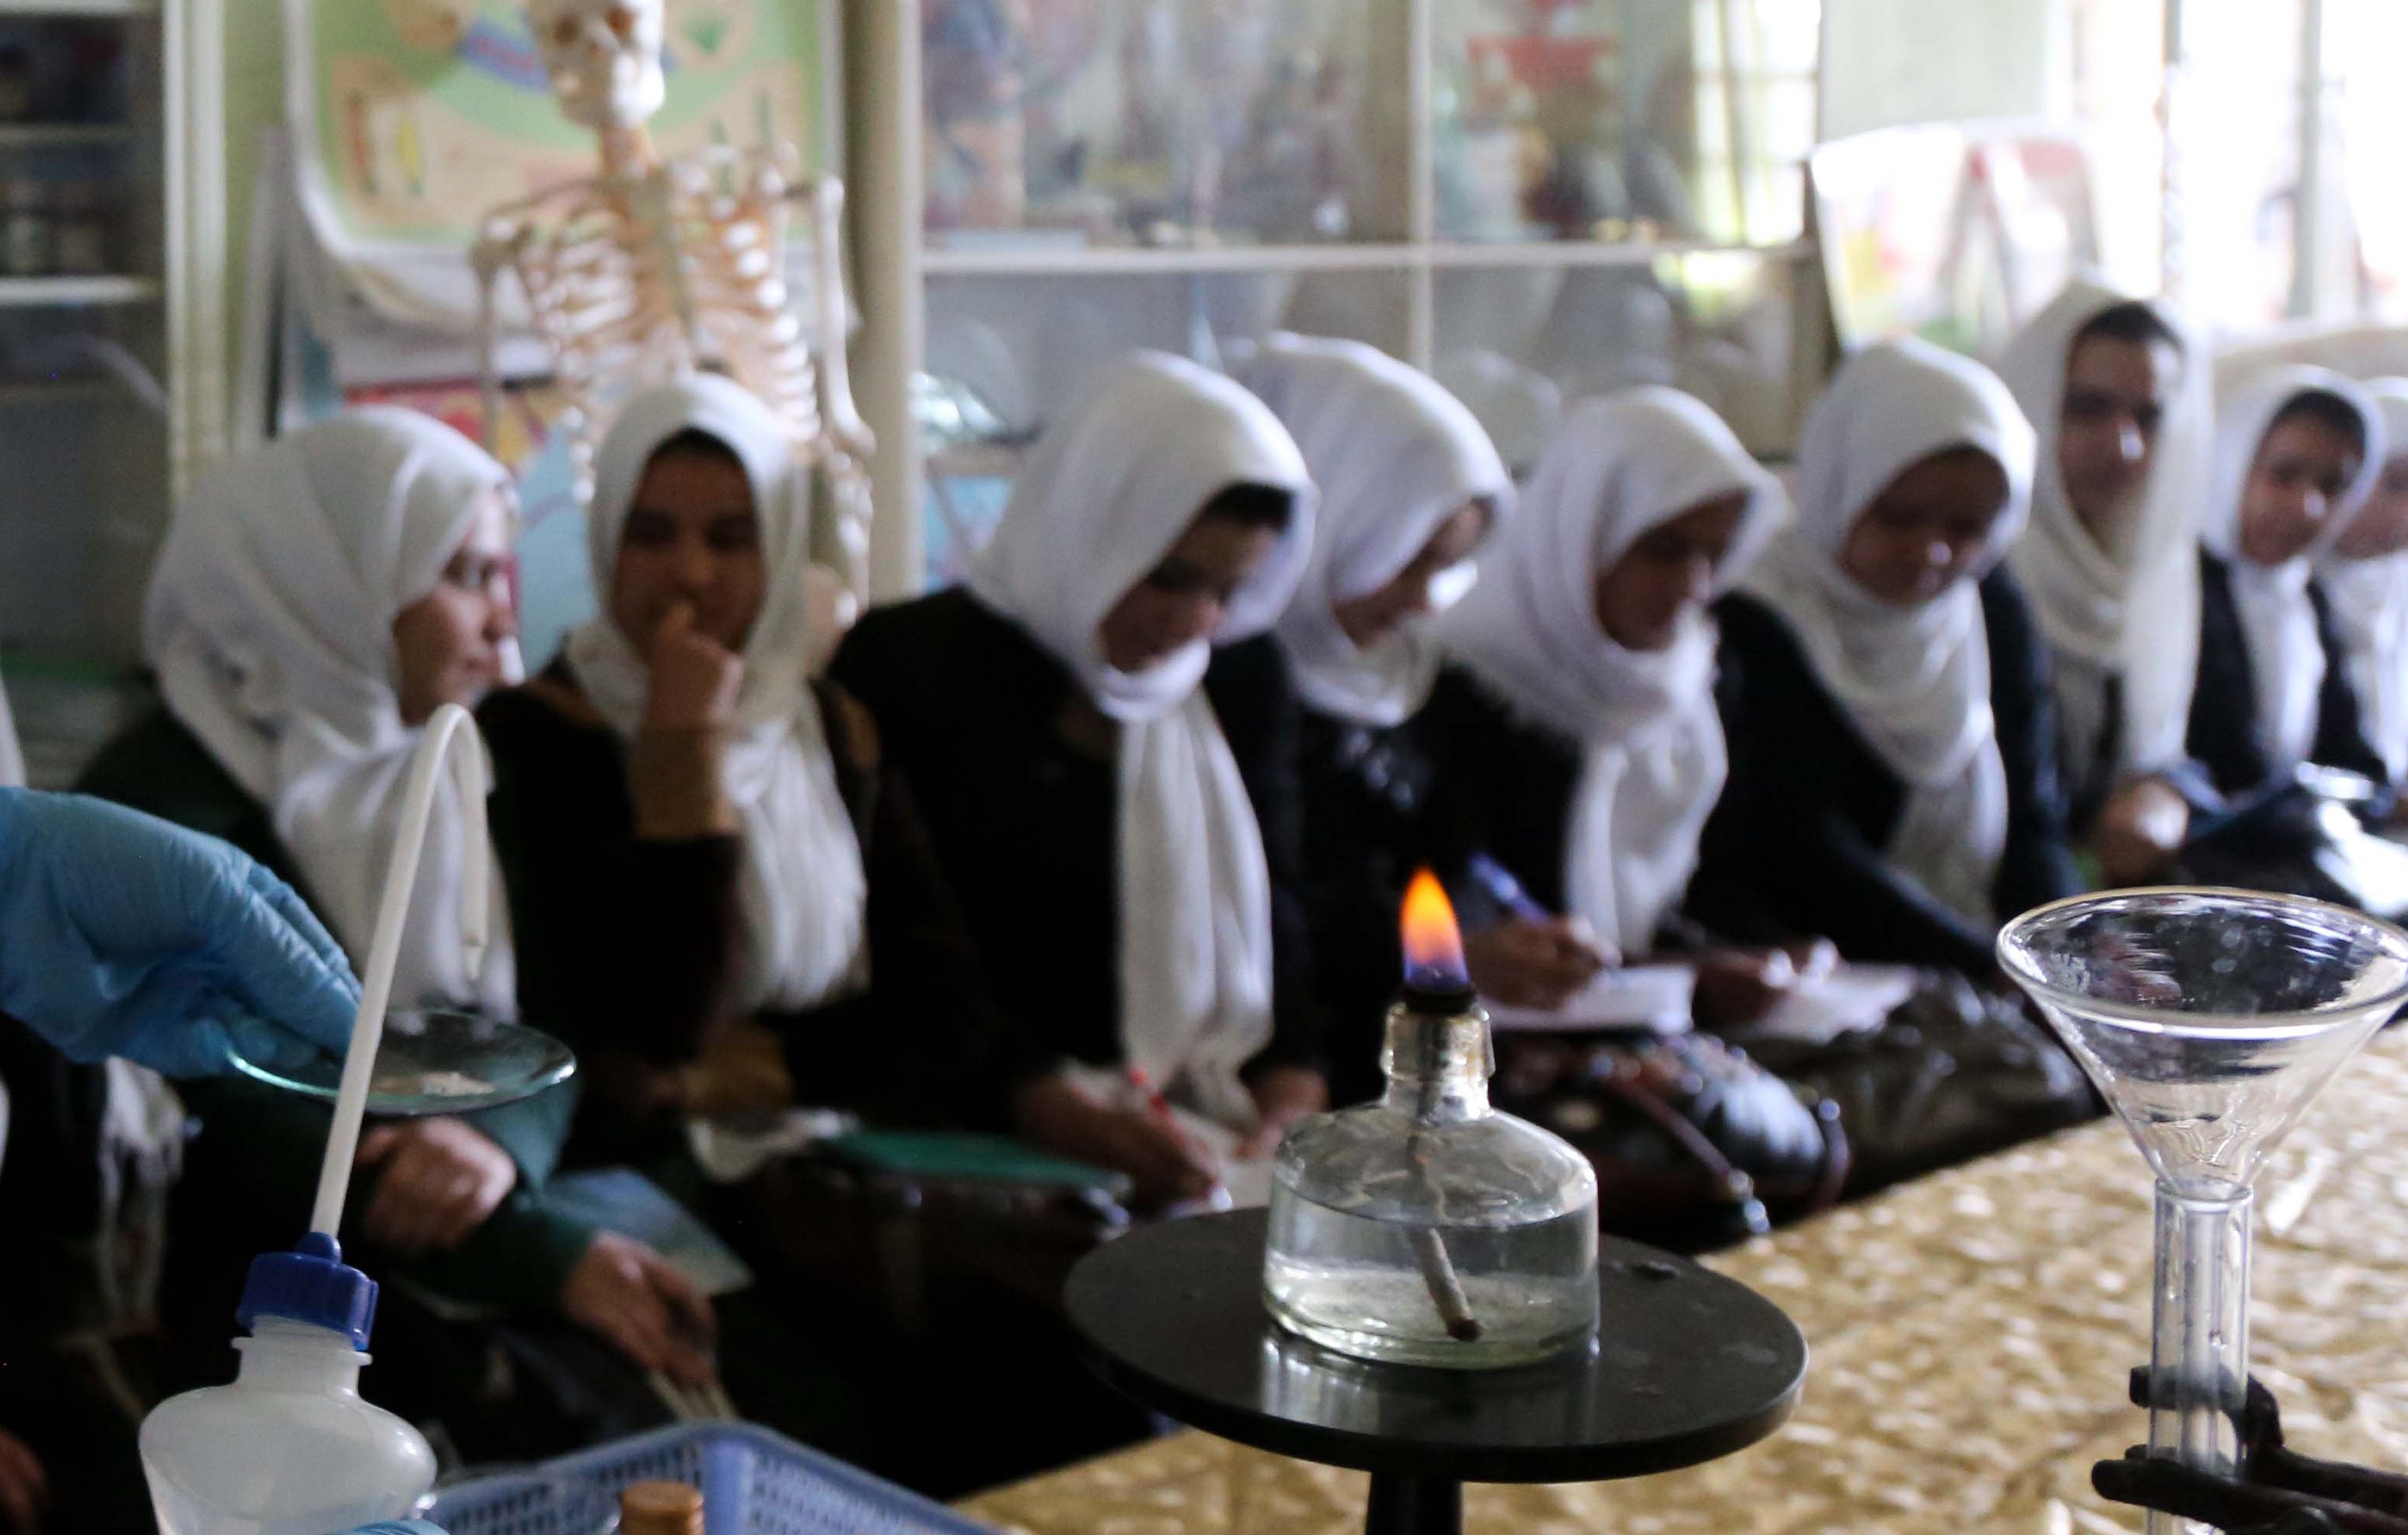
[825,1130,1132,1198]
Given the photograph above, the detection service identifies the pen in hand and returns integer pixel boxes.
[1464,856,1617,974]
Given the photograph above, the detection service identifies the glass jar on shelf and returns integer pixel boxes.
[923,0,1379,251]
[3,179,53,278]
[1432,248,1805,467]
[0,44,32,124]
[53,182,109,275]
[1429,0,1821,248]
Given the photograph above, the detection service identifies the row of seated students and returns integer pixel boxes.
[26,281,2408,1516]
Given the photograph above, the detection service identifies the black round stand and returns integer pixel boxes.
[1064,1209,1805,1535]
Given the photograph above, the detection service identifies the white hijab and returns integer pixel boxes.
[564,374,868,1014]
[968,352,1314,1127]
[2315,380,2408,785]
[1743,338,2035,930]
[2204,365,2386,775]
[147,409,518,1015]
[1236,334,1515,726]
[2000,279,2208,776]
[1440,388,1785,956]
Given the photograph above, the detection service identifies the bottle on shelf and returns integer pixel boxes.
[0,46,29,124]
[53,180,106,275]
[2,176,50,277]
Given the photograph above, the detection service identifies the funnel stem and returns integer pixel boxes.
[2147,1181,2251,1535]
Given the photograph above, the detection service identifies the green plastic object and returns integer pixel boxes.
[824,1130,1132,1198]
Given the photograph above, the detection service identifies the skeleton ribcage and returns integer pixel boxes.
[480,154,872,599]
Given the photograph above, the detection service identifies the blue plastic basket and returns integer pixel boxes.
[425,1423,998,1535]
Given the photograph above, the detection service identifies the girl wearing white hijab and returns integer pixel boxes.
[1231,334,1517,1095]
[1235,333,1514,725]
[1689,338,2078,977]
[2187,366,2389,802]
[80,409,717,1396]
[832,351,1321,1209]
[1999,281,2207,863]
[2316,380,2408,791]
[1426,388,1813,1027]
[482,374,1004,1164]
[142,408,518,1017]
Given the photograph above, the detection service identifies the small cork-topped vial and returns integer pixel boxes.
[619,1479,705,1535]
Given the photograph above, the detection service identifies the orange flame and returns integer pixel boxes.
[1402,870,1468,992]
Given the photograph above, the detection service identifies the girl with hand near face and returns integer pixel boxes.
[1689,338,2079,978]
[832,352,1324,1213]
[78,409,716,1434]
[2187,368,2390,805]
[2315,380,2408,798]
[480,376,1002,1165]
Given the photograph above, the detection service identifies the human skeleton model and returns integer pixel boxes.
[472,0,874,601]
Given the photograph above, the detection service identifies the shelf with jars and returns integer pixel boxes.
[848,0,1829,593]
[0,0,223,702]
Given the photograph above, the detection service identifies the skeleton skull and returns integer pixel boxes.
[526,0,665,131]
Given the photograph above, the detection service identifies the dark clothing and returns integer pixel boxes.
[482,664,1128,1486]
[2060,670,2125,839]
[828,588,1322,1088]
[1691,569,2081,976]
[1295,669,1626,1103]
[0,1019,158,1535]
[478,662,1006,1163]
[2186,548,2389,802]
[72,706,632,1468]
[73,707,596,1309]
[1410,665,1593,921]
[1293,704,1446,1103]
[1302,665,1616,941]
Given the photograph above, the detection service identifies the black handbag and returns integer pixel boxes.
[2177,771,2408,918]
[1737,969,2099,1196]
[1487,1030,1849,1253]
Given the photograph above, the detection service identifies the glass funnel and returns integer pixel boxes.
[1998,887,2408,1534]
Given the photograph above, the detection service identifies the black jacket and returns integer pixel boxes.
[2186,547,2389,802]
[480,662,1008,1161]
[829,589,1323,1085]
[1293,692,1486,1103]
[1689,569,2081,975]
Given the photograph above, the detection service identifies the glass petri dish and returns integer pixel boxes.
[231,1007,576,1116]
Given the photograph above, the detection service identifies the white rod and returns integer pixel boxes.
[308,703,490,1238]
[1404,0,1434,370]
[845,0,926,600]
[2287,0,2326,321]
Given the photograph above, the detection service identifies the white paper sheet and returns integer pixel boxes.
[1744,965,1918,1044]
[1482,965,1698,1034]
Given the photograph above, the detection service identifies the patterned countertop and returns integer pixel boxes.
[960,1032,2408,1535]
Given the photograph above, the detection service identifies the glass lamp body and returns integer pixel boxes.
[1264,995,1599,1369]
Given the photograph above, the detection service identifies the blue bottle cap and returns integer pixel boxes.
[235,1232,380,1351]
